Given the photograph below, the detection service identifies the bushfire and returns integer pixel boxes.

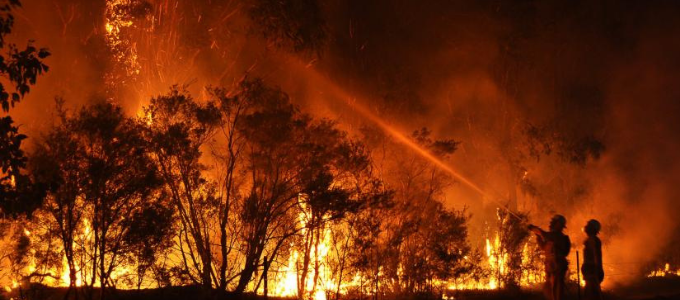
[2,1,680,300]
[0,208,561,299]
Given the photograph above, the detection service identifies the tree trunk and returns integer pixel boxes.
[311,228,321,299]
[263,256,269,300]
[299,226,314,299]
[234,237,264,294]
[219,223,228,290]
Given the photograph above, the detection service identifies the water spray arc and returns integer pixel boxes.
[298,66,522,220]
[343,97,523,222]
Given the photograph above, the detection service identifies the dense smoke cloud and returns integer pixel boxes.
[6,0,680,286]
[319,0,680,285]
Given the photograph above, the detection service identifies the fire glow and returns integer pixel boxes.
[647,263,680,278]
[2,1,680,300]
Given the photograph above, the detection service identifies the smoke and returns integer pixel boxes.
[317,0,680,286]
[589,21,680,283]
[5,0,680,288]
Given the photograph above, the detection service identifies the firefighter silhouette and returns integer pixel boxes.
[582,219,604,300]
[529,214,571,300]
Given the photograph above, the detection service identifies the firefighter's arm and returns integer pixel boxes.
[527,224,546,243]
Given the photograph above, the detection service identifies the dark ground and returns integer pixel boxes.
[3,277,680,300]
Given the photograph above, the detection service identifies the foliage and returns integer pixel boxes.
[351,126,470,294]
[248,0,327,54]
[121,199,175,289]
[400,201,470,290]
[231,79,382,295]
[523,123,604,166]
[30,101,167,300]
[0,0,50,111]
[8,76,473,298]
[493,209,532,289]
[140,79,401,297]
[143,87,223,290]
[0,0,49,218]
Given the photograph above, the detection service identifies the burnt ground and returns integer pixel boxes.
[607,276,680,300]
[3,277,680,300]
[447,277,680,300]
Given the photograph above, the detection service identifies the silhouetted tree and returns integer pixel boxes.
[291,119,389,299]
[325,177,392,300]
[143,79,390,296]
[493,209,533,289]
[232,80,339,294]
[143,88,222,290]
[29,100,84,300]
[0,0,49,217]
[31,102,164,300]
[353,127,470,295]
[120,199,175,290]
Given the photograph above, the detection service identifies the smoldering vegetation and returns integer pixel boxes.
[2,0,680,300]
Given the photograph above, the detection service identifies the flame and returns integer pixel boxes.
[271,248,299,297]
[648,263,680,277]
[447,228,545,291]
[105,0,141,76]
[137,106,152,125]
[267,202,336,300]
[59,258,83,287]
